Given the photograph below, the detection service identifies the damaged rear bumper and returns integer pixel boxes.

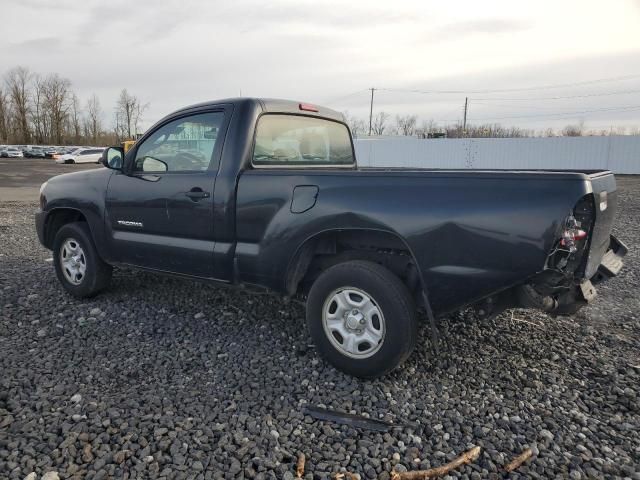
[591,234,627,283]
[576,235,627,304]
[476,235,627,318]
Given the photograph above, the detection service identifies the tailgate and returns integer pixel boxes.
[584,172,617,279]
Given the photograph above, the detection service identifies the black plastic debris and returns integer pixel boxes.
[303,405,396,432]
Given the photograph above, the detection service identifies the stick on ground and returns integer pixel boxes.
[332,473,359,480]
[391,446,481,480]
[504,448,533,473]
[296,453,305,478]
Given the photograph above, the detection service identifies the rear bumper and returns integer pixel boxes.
[569,235,626,308]
[591,235,627,284]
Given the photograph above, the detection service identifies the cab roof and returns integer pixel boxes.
[173,97,345,123]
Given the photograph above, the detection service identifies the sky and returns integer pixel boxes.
[2,0,640,132]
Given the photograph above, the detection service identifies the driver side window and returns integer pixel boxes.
[133,111,224,173]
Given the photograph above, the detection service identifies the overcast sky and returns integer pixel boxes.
[3,0,640,132]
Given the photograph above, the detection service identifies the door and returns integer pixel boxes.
[105,110,227,277]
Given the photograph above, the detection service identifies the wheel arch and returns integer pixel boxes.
[43,207,91,249]
[285,227,426,304]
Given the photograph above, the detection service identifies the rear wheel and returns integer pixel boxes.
[306,260,417,378]
[53,222,112,298]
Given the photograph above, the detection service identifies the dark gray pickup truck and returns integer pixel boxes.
[36,98,627,377]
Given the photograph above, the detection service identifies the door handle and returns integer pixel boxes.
[185,188,210,200]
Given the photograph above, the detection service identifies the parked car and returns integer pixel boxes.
[35,98,627,378]
[44,147,59,158]
[24,146,46,158]
[1,147,24,158]
[55,147,105,164]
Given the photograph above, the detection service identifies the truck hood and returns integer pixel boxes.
[42,167,113,210]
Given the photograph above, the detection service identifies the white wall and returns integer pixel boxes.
[354,135,640,174]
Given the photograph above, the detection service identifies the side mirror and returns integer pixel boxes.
[101,147,124,170]
[141,157,168,172]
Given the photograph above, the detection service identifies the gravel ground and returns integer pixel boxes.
[1,178,639,480]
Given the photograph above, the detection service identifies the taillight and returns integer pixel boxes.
[560,214,587,252]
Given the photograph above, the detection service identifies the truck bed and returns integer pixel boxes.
[235,168,617,314]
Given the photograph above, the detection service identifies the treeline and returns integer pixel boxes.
[2,65,638,145]
[344,112,640,139]
[0,66,148,146]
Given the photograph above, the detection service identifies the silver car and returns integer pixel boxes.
[1,147,24,158]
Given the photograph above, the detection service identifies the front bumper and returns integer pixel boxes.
[35,211,47,247]
[591,235,627,284]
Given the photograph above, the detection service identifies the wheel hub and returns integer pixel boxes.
[345,310,364,330]
[322,287,386,359]
[60,238,86,286]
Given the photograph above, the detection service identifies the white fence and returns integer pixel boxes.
[354,135,640,174]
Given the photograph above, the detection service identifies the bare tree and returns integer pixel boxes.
[85,94,102,144]
[342,111,366,138]
[561,120,585,137]
[31,74,47,143]
[115,88,148,140]
[69,93,82,144]
[416,119,437,138]
[0,87,9,143]
[443,123,532,138]
[371,111,389,136]
[4,66,32,143]
[395,115,417,136]
[41,73,72,143]
[444,123,464,138]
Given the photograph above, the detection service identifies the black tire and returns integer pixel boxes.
[306,260,417,378]
[52,222,112,298]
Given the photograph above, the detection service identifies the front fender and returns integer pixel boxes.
[39,168,113,260]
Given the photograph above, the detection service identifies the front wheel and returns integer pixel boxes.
[53,222,112,298]
[306,260,417,378]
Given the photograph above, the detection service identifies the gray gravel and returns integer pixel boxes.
[1,178,639,479]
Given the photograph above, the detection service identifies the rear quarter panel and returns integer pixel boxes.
[236,169,593,313]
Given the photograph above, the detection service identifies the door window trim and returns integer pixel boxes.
[125,106,232,176]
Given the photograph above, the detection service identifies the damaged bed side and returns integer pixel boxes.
[473,171,627,320]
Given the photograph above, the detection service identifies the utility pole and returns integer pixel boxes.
[368,88,375,136]
[462,97,468,136]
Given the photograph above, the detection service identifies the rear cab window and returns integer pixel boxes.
[252,115,354,167]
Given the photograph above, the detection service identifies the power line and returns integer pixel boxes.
[321,89,369,105]
[424,104,640,125]
[471,89,640,101]
[469,104,640,122]
[375,73,640,95]
[472,101,597,110]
